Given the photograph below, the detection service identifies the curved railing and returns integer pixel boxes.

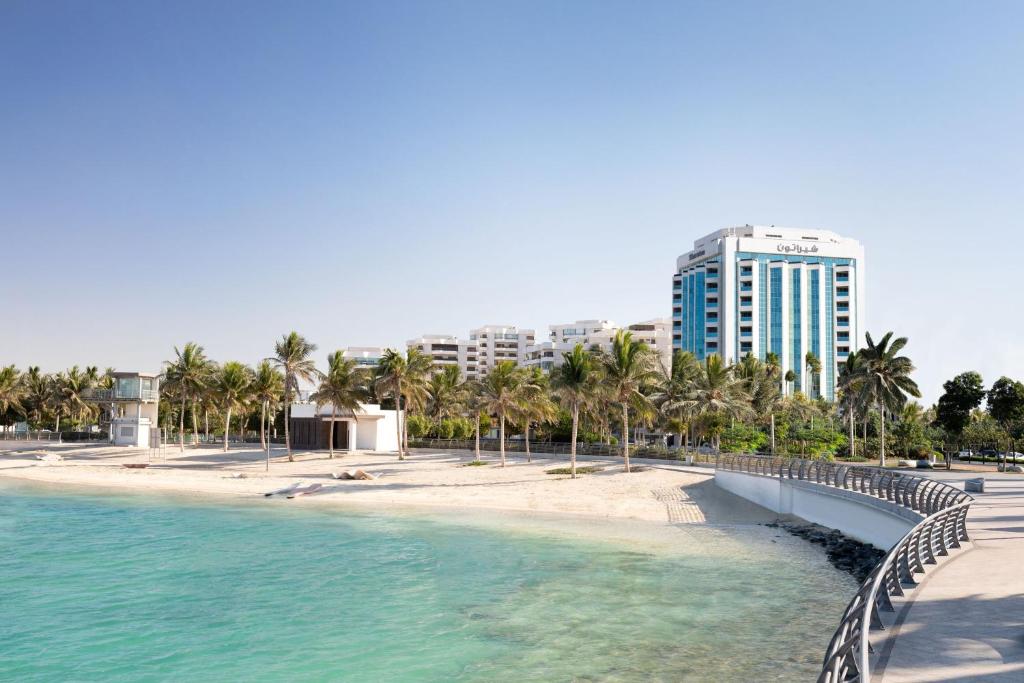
[715,455,972,682]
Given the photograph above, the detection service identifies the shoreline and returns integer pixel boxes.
[0,443,781,552]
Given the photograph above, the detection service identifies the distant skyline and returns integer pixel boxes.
[3,1,1024,404]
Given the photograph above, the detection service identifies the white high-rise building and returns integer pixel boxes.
[673,226,865,401]
[469,325,534,376]
[406,335,479,379]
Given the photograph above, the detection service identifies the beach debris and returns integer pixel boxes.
[332,469,380,480]
[264,482,304,497]
[122,463,149,469]
[286,483,324,498]
[225,472,248,479]
[34,453,63,465]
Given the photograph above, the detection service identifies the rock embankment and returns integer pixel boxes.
[767,521,885,582]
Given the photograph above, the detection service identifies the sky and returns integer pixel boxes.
[2,0,1023,404]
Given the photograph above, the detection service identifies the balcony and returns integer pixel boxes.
[86,387,159,402]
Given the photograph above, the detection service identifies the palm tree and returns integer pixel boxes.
[653,351,700,451]
[805,351,822,399]
[311,352,369,458]
[270,332,320,462]
[61,366,97,430]
[216,362,251,452]
[599,330,658,473]
[552,345,596,478]
[427,365,466,427]
[838,350,865,458]
[462,379,487,460]
[23,366,49,429]
[516,366,558,462]
[478,361,525,468]
[857,331,922,467]
[251,360,284,450]
[0,366,24,427]
[163,343,212,451]
[375,348,431,460]
[684,354,753,452]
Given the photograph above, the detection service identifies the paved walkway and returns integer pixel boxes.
[878,473,1024,682]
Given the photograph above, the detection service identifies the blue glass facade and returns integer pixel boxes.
[769,267,783,359]
[791,269,802,393]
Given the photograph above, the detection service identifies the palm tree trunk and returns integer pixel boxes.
[328,405,336,458]
[849,411,855,458]
[474,414,481,460]
[879,402,886,467]
[622,404,630,473]
[285,385,293,462]
[499,413,506,468]
[223,406,231,452]
[204,408,210,443]
[571,403,579,479]
[179,395,186,452]
[238,410,245,446]
[525,422,531,462]
[191,401,199,447]
[260,402,267,450]
[395,382,404,460]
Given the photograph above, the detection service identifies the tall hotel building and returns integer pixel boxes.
[672,226,864,401]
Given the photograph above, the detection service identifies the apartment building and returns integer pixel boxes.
[524,318,672,373]
[469,325,534,376]
[406,335,479,379]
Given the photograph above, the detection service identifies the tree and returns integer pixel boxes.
[857,331,922,467]
[599,330,658,473]
[988,377,1024,468]
[216,362,251,452]
[516,366,558,462]
[934,371,986,451]
[375,348,432,460]
[271,332,320,462]
[311,352,369,458]
[23,366,49,429]
[427,365,466,426]
[805,351,822,399]
[478,361,525,468]
[837,351,865,458]
[163,343,212,451]
[684,354,753,452]
[552,344,596,478]
[654,350,701,450]
[251,360,284,450]
[0,366,24,424]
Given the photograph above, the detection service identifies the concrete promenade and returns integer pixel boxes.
[877,472,1024,682]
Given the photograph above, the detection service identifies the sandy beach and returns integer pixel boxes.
[0,442,773,530]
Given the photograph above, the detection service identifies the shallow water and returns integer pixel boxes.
[0,480,853,681]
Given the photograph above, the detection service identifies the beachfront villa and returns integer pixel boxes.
[288,401,400,452]
[86,372,160,447]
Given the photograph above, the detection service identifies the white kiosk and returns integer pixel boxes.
[93,372,160,447]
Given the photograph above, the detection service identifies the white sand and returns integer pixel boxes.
[0,443,772,530]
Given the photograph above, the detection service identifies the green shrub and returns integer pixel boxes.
[545,466,604,475]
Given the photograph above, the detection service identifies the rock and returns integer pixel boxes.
[766,521,885,582]
[898,459,914,468]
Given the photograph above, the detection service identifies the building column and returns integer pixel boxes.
[347,420,358,453]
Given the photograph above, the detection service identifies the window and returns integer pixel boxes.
[707,312,718,321]
[707,268,718,276]
[837,332,849,341]
[740,296,752,305]
[707,297,718,305]
[740,312,752,321]
[740,266,753,276]
[837,316,849,327]
[120,426,135,438]
[741,342,753,352]
[837,287,849,296]
[836,272,849,282]
[740,327,752,337]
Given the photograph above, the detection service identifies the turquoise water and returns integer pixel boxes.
[0,481,853,681]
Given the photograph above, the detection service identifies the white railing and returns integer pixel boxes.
[715,455,972,682]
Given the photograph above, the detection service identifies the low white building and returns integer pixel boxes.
[288,402,400,453]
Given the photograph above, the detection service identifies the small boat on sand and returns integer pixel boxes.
[286,483,323,499]
[264,482,303,497]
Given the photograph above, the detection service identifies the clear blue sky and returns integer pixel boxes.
[3,1,1023,404]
